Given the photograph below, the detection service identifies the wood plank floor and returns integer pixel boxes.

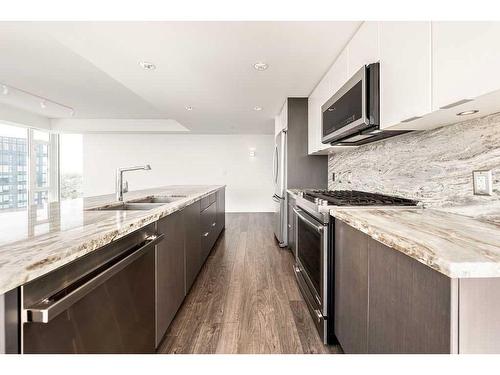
[157,212,342,354]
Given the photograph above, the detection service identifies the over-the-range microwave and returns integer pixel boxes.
[321,62,409,146]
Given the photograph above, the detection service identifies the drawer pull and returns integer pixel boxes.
[211,222,216,227]
[314,309,323,323]
[202,232,209,237]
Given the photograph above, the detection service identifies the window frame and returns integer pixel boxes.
[0,123,59,210]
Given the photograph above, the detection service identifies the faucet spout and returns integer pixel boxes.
[116,164,152,201]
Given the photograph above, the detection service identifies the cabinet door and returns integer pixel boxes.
[156,210,186,346]
[328,48,349,96]
[432,22,500,110]
[334,220,369,354]
[287,196,296,252]
[312,77,331,152]
[307,93,319,154]
[348,21,379,75]
[185,200,202,293]
[201,202,217,261]
[379,22,431,128]
[216,188,225,236]
[368,238,453,353]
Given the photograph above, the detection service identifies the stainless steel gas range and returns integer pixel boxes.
[292,190,420,345]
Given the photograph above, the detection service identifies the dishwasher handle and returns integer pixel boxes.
[25,233,164,324]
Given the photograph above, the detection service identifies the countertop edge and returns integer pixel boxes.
[330,208,500,279]
[0,185,225,295]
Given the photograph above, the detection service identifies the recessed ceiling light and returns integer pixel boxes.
[139,61,156,70]
[40,101,47,109]
[457,110,479,116]
[185,106,193,111]
[253,62,268,71]
[1,85,8,95]
[253,106,263,111]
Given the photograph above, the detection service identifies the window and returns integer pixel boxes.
[0,124,28,210]
[0,123,58,212]
[60,134,83,200]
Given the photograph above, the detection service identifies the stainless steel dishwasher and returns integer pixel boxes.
[20,224,163,354]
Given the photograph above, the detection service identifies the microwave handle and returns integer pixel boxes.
[293,208,324,233]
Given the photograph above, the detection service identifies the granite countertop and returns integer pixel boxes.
[0,185,225,294]
[330,207,500,278]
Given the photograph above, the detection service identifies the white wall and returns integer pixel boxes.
[83,133,274,212]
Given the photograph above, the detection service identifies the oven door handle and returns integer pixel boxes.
[293,208,324,233]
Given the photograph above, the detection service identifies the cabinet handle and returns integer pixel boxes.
[314,309,323,323]
[212,222,216,227]
[439,98,473,110]
[202,232,209,237]
[401,116,422,123]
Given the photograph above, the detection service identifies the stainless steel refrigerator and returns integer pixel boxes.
[273,130,287,246]
[272,98,327,247]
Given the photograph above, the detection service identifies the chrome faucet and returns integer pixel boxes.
[116,164,151,201]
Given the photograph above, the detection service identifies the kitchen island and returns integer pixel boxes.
[331,207,500,354]
[0,185,225,353]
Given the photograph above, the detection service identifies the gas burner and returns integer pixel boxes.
[301,190,419,207]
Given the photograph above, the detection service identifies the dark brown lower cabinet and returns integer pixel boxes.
[216,187,226,235]
[201,201,217,261]
[287,193,296,252]
[368,238,453,354]
[334,221,369,354]
[335,219,500,354]
[185,200,202,293]
[156,210,186,347]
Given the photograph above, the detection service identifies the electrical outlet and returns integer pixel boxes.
[473,170,493,196]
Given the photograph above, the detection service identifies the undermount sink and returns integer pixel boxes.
[128,195,187,204]
[86,202,165,211]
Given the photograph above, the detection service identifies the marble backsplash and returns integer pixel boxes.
[328,112,500,224]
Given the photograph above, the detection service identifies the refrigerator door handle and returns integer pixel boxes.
[273,144,278,184]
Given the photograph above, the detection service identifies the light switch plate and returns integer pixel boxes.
[473,170,493,196]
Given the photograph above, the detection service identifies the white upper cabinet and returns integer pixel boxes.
[308,48,350,154]
[275,100,287,136]
[432,22,500,110]
[305,21,500,154]
[379,22,432,128]
[329,48,350,98]
[348,22,380,75]
[308,78,328,153]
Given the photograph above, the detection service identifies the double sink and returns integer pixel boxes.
[87,195,187,211]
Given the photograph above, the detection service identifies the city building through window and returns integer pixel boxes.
[0,123,59,211]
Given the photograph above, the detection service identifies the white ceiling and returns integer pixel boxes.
[0,21,361,134]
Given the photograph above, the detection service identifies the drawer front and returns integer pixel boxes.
[200,192,217,211]
[201,202,217,232]
[200,196,210,211]
[209,192,216,205]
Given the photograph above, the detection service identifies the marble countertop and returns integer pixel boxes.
[330,207,500,278]
[0,185,224,294]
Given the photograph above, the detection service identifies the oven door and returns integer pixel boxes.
[294,207,327,317]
